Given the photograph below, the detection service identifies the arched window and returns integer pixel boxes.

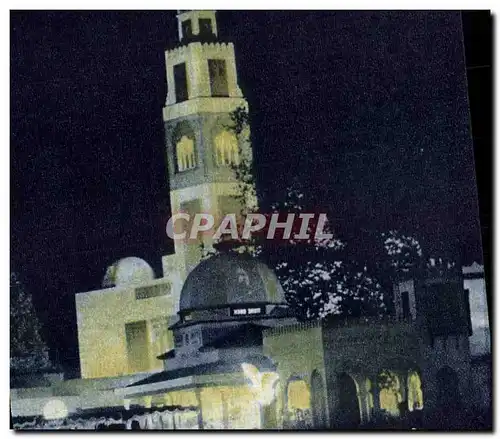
[214,130,239,167]
[176,135,196,172]
[285,378,311,428]
[407,370,424,411]
[337,373,361,428]
[377,370,402,417]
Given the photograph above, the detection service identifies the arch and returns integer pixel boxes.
[310,370,327,429]
[360,377,374,424]
[286,379,310,411]
[436,366,460,409]
[283,376,311,428]
[172,121,197,172]
[176,136,196,171]
[377,369,402,417]
[337,372,361,428]
[214,129,239,166]
[407,370,423,412]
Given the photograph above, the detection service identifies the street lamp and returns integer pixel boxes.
[42,399,68,421]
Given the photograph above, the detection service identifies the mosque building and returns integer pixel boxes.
[11,10,491,430]
[75,9,253,381]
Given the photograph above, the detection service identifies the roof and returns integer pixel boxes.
[127,355,276,388]
[157,349,175,360]
[179,253,285,312]
[462,262,485,275]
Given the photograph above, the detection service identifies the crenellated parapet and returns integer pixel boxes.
[164,40,243,108]
[201,41,234,51]
[165,40,235,57]
[165,44,189,60]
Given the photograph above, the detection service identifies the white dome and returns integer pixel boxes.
[102,257,155,288]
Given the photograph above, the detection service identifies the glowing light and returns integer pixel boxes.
[241,363,279,406]
[42,399,68,420]
[287,379,311,411]
[408,371,424,411]
[176,135,196,171]
[377,370,401,416]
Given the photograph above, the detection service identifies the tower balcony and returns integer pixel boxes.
[163,96,247,122]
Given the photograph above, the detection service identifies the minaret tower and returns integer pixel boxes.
[162,10,254,302]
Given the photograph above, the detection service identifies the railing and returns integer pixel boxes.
[323,315,415,329]
[264,315,415,337]
[264,320,321,337]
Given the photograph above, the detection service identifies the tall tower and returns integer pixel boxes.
[162,10,254,304]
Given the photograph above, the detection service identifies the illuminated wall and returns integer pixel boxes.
[129,385,262,430]
[287,379,311,412]
[75,279,176,379]
[163,11,256,281]
[263,321,327,426]
[164,181,251,281]
[200,386,260,429]
[463,274,491,356]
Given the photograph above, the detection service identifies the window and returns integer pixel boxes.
[407,371,424,411]
[214,130,239,166]
[464,289,473,335]
[199,18,213,36]
[151,317,172,358]
[179,199,202,229]
[190,330,201,345]
[216,195,244,239]
[125,321,149,373]
[176,135,196,171]
[217,194,244,227]
[135,284,171,300]
[208,59,229,97]
[182,20,193,39]
[174,63,188,103]
[230,307,263,316]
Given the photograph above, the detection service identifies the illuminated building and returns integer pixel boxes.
[10,10,491,430]
[117,253,296,429]
[75,9,254,381]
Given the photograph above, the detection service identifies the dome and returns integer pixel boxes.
[102,257,155,288]
[179,253,286,312]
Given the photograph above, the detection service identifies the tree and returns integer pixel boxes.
[381,230,424,275]
[264,184,386,320]
[207,107,390,321]
[10,272,51,372]
[227,105,258,216]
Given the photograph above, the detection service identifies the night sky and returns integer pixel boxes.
[10,11,489,374]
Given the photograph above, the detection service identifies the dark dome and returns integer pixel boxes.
[179,253,286,312]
